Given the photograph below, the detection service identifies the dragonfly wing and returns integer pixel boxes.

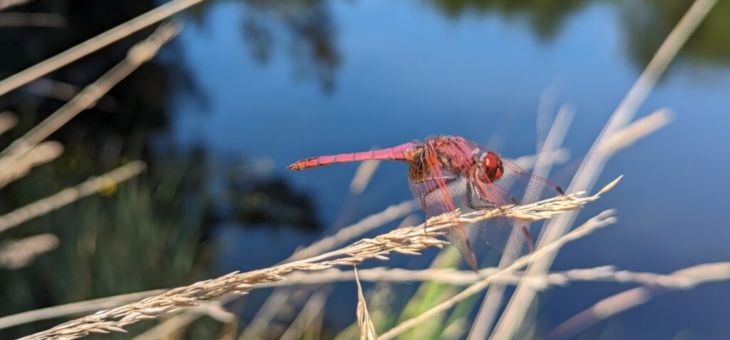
[461,177,533,260]
[463,142,565,259]
[472,142,565,206]
[407,150,478,270]
[471,217,533,259]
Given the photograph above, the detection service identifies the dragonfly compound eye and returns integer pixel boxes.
[480,152,503,183]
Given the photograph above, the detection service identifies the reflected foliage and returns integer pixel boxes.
[425,0,589,40]
[215,158,321,231]
[189,0,341,92]
[240,0,341,92]
[425,0,730,73]
[620,0,730,70]
[232,178,320,231]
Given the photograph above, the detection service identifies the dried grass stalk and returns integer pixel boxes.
[0,161,146,234]
[599,108,673,156]
[285,200,417,262]
[0,0,31,11]
[472,104,575,339]
[0,111,17,136]
[546,262,730,340]
[0,21,179,173]
[378,209,618,340]
[19,178,615,340]
[350,160,380,194]
[279,292,328,340]
[26,79,118,111]
[241,201,415,339]
[0,0,199,97]
[0,141,63,188]
[6,260,726,332]
[0,290,165,330]
[277,264,719,291]
[354,267,378,340]
[491,1,716,337]
[0,233,59,269]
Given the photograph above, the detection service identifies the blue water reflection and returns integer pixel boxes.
[171,0,730,337]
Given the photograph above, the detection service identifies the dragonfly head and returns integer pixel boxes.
[478,151,504,183]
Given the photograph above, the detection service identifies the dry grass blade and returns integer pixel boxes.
[0,21,180,173]
[241,159,382,340]
[19,179,611,340]
[545,262,730,340]
[0,233,58,269]
[26,79,118,111]
[0,13,65,27]
[471,104,574,339]
[130,309,207,340]
[511,148,570,171]
[242,201,413,339]
[0,0,31,11]
[264,264,711,290]
[0,0,201,97]
[6,261,721,331]
[0,161,146,234]
[491,1,715,337]
[0,290,165,330]
[355,267,378,340]
[377,210,618,340]
[0,111,17,136]
[280,292,329,340]
[131,301,235,340]
[239,261,721,291]
[0,141,63,188]
[350,160,380,195]
[285,200,417,262]
[600,108,673,156]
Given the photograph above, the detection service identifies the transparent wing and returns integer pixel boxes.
[407,149,479,270]
[466,141,564,260]
[471,141,565,206]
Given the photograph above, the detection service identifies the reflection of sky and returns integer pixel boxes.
[172,0,730,337]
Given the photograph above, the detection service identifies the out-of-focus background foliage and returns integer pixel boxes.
[1,0,729,339]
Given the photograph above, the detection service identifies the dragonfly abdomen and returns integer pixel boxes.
[287,142,419,171]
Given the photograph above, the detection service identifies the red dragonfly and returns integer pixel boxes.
[288,136,564,270]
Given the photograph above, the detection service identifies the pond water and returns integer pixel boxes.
[166,0,730,337]
[2,0,730,338]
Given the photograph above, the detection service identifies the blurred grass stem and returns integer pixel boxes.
[0,0,200,97]
[469,104,574,339]
[18,180,607,340]
[0,161,146,234]
[378,210,617,340]
[0,22,180,174]
[6,260,728,331]
[491,0,716,337]
[545,262,730,340]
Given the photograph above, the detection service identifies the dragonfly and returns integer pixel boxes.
[287,135,564,270]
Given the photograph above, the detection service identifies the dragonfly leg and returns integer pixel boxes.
[464,181,499,210]
[421,176,459,197]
